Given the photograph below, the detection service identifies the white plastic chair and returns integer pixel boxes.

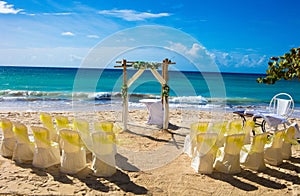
[0,118,16,158]
[264,129,285,166]
[59,129,86,174]
[191,133,218,174]
[31,126,60,168]
[269,93,294,118]
[240,132,268,171]
[214,133,245,174]
[12,122,34,164]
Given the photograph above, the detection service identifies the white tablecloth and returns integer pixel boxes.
[139,99,163,125]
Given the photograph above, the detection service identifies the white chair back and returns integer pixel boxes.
[269,93,294,118]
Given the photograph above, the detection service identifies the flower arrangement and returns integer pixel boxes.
[132,61,161,69]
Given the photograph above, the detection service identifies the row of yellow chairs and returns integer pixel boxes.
[0,114,120,177]
[185,120,298,174]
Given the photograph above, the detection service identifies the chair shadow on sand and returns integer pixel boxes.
[260,164,300,185]
[15,160,148,195]
[207,170,258,191]
[207,167,287,191]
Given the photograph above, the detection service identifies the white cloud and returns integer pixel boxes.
[98,9,171,21]
[43,12,73,16]
[0,1,22,14]
[212,49,267,68]
[168,42,214,59]
[87,34,99,39]
[61,32,75,36]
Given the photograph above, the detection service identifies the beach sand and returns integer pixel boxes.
[1,109,300,195]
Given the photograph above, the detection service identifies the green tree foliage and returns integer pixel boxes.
[257,47,300,84]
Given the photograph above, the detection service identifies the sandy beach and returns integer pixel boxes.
[1,109,300,195]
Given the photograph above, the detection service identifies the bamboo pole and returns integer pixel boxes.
[122,59,128,131]
[162,58,175,130]
[162,58,169,130]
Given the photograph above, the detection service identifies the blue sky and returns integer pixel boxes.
[1,0,300,73]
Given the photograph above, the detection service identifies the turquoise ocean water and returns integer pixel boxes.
[0,66,299,115]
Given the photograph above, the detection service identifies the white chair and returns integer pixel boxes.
[264,93,294,130]
[31,126,60,168]
[59,129,86,174]
[91,131,117,177]
[191,133,218,174]
[240,132,268,171]
[269,93,294,118]
[0,118,16,158]
[12,122,34,164]
[214,133,245,174]
[264,129,285,166]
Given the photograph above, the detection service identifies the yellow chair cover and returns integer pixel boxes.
[0,118,16,157]
[31,126,60,168]
[264,129,285,166]
[214,133,245,174]
[243,120,255,144]
[210,121,228,147]
[240,132,268,171]
[91,131,116,177]
[94,121,114,132]
[183,122,209,157]
[282,124,298,159]
[12,122,34,163]
[73,119,93,152]
[55,116,71,130]
[228,119,243,135]
[40,112,59,142]
[191,133,218,174]
[59,129,86,174]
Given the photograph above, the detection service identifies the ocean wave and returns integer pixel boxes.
[0,90,281,107]
[169,96,208,104]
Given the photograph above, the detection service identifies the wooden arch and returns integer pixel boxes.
[114,58,175,131]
